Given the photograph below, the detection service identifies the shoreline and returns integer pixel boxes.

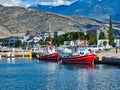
[0,48,120,65]
[0,51,32,58]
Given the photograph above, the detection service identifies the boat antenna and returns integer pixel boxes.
[49,23,52,45]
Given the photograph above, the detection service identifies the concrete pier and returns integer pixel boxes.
[0,48,33,58]
[0,51,32,58]
[95,48,120,64]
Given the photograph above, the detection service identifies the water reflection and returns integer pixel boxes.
[63,64,96,70]
[11,58,15,64]
[47,63,58,73]
[96,64,120,70]
[37,59,96,70]
[38,62,96,90]
[0,59,120,90]
[7,58,11,64]
[7,58,15,64]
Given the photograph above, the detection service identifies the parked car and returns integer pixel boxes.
[88,45,103,52]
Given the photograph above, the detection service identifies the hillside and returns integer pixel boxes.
[30,0,120,22]
[0,6,101,38]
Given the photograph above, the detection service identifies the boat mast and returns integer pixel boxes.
[49,23,52,45]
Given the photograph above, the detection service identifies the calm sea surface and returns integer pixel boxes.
[0,58,120,90]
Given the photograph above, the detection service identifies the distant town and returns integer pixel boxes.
[0,22,120,52]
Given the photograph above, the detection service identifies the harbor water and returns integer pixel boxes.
[0,58,120,90]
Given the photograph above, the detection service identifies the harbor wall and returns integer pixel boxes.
[0,51,32,58]
[95,49,120,65]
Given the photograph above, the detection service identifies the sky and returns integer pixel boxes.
[0,0,78,7]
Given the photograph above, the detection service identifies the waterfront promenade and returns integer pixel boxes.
[0,48,32,58]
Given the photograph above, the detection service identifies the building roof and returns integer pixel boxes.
[78,43,88,47]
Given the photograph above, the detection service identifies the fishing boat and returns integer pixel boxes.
[36,52,60,61]
[61,44,96,64]
[36,45,60,61]
[36,23,60,61]
[61,53,96,64]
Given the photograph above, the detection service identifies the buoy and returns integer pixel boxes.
[29,52,32,59]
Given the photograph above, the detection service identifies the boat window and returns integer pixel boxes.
[93,45,97,47]
[80,52,84,55]
[78,47,86,51]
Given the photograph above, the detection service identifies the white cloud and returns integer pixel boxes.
[39,0,73,6]
[0,0,30,7]
[0,0,77,7]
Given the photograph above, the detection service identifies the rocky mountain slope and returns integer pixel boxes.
[30,0,120,22]
[0,6,101,38]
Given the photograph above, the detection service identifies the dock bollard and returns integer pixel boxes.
[0,54,1,60]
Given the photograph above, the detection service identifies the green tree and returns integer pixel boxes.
[103,41,107,48]
[64,32,85,41]
[15,40,21,47]
[22,41,27,48]
[77,32,85,40]
[86,32,97,45]
[52,32,89,46]
[99,31,106,39]
[39,39,44,45]
[45,36,53,45]
[69,32,74,40]
[54,35,65,45]
[65,33,70,41]
[109,19,114,46]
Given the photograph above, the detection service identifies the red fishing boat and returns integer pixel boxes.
[36,52,60,61]
[36,45,60,61]
[36,23,61,61]
[61,53,96,64]
[61,44,96,64]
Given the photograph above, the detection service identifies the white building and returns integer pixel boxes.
[97,39,111,48]
[19,35,30,43]
[114,39,120,47]
[41,32,54,42]
[64,40,81,47]
[54,31,65,37]
[26,35,42,48]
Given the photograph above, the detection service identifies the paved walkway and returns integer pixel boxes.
[97,48,120,61]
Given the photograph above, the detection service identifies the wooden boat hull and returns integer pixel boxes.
[37,52,60,61]
[61,54,96,64]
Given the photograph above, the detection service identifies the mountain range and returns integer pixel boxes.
[29,0,120,22]
[0,6,102,38]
